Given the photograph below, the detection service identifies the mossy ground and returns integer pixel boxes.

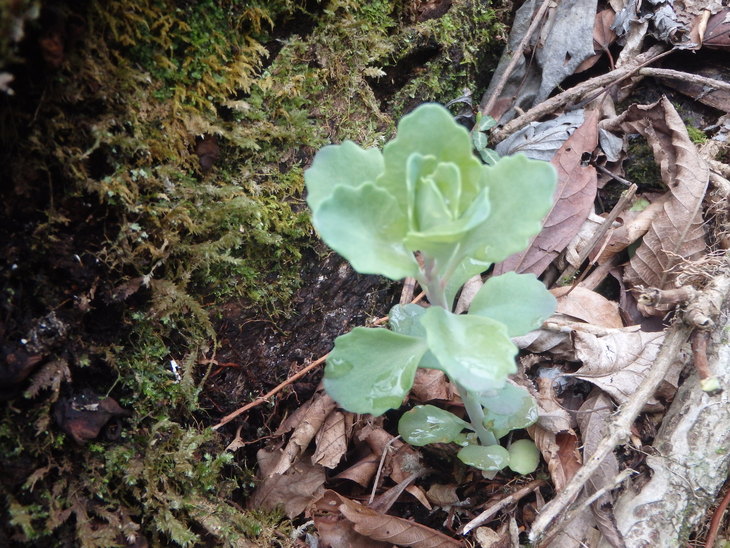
[0,1,505,545]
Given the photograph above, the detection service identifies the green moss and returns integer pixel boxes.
[624,136,664,190]
[686,125,707,144]
[388,0,505,116]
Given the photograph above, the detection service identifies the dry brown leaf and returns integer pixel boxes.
[528,378,581,491]
[568,329,672,409]
[593,193,669,264]
[576,9,618,73]
[338,491,462,547]
[359,424,424,484]
[577,389,619,494]
[311,490,390,548]
[251,448,325,518]
[513,328,574,358]
[604,97,709,292]
[332,449,379,487]
[473,527,502,548]
[495,109,599,277]
[703,9,730,49]
[425,484,460,508]
[551,286,623,328]
[272,391,338,475]
[577,389,625,548]
[313,410,350,469]
[411,368,453,402]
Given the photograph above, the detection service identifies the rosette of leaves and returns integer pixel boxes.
[305,104,556,474]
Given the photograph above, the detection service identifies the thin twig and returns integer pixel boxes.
[691,329,722,395]
[491,45,668,143]
[480,0,554,118]
[556,183,637,286]
[538,469,635,547]
[211,353,328,430]
[639,67,730,94]
[400,276,417,304]
[460,479,546,535]
[369,435,401,505]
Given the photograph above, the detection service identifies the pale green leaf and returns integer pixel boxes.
[431,162,462,218]
[313,183,419,280]
[415,175,453,231]
[323,327,427,416]
[305,141,384,212]
[388,304,442,370]
[469,272,556,336]
[444,256,491,308]
[478,147,500,166]
[389,304,427,338]
[404,186,490,252]
[472,131,488,151]
[398,405,470,446]
[479,383,539,439]
[457,444,510,472]
[465,154,556,263]
[477,114,497,132]
[508,439,540,474]
[379,104,484,210]
[421,307,517,392]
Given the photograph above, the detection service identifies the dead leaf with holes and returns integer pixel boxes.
[310,490,462,548]
[567,329,683,410]
[603,98,709,302]
[495,109,599,277]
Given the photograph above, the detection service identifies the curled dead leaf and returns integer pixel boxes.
[311,490,462,548]
[603,97,709,295]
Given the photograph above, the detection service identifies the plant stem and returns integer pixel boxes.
[457,382,497,446]
[420,255,449,309]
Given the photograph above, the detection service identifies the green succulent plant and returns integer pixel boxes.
[305,103,557,474]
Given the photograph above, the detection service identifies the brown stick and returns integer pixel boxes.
[491,45,668,143]
[639,67,730,94]
[529,274,730,543]
[460,479,546,534]
[480,0,554,118]
[556,183,637,286]
[691,329,722,395]
[705,482,730,548]
[211,353,328,430]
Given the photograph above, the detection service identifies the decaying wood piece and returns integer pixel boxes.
[606,280,730,547]
[529,273,730,544]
